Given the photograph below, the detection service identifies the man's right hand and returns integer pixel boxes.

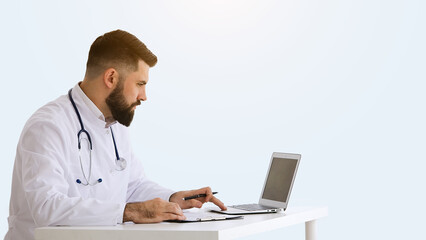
[123,198,186,223]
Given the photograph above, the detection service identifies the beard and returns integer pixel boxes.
[105,81,141,127]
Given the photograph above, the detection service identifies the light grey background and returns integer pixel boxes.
[1,0,425,239]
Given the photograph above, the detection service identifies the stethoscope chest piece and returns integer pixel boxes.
[115,157,127,171]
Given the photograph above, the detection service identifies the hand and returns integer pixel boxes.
[123,198,186,223]
[169,187,227,211]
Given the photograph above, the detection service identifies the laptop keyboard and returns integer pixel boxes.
[229,204,272,211]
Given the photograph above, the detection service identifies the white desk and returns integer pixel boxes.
[35,206,328,240]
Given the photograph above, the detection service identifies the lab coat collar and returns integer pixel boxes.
[72,83,117,128]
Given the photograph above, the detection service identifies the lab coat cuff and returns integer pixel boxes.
[117,202,126,224]
[165,190,177,202]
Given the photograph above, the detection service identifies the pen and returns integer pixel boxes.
[183,192,218,200]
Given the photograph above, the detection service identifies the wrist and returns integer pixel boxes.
[123,203,135,223]
[169,192,178,202]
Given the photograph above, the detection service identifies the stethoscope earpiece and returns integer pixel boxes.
[76,178,102,185]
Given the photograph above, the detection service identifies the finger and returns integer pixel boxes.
[162,213,186,221]
[184,199,203,208]
[188,187,212,202]
[203,187,213,202]
[165,202,184,215]
[187,187,210,197]
[209,196,227,210]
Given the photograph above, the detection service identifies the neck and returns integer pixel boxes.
[79,79,113,119]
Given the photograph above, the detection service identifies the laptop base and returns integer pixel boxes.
[210,205,282,215]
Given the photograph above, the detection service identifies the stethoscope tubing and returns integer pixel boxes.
[68,89,126,186]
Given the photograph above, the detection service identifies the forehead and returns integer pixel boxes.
[126,60,149,81]
[136,59,150,73]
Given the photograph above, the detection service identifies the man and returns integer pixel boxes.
[5,30,226,240]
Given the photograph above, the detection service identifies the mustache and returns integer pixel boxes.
[130,100,141,108]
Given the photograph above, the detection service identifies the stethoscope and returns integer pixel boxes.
[68,89,127,186]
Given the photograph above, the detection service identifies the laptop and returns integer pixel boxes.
[212,152,301,215]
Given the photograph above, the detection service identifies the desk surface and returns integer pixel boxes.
[35,206,328,240]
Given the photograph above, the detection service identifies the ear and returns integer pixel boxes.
[103,68,119,89]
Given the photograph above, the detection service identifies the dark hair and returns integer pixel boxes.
[85,29,157,79]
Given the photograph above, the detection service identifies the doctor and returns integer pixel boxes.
[5,30,227,240]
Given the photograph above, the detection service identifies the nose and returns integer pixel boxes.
[138,86,147,101]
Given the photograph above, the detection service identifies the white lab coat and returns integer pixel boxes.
[5,84,174,240]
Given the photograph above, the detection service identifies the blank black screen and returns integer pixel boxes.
[261,157,298,202]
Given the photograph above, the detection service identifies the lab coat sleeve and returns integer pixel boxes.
[20,119,125,227]
[126,150,175,203]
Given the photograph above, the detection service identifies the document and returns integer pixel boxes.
[168,209,243,223]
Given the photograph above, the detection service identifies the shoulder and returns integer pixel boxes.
[19,94,75,148]
[25,94,73,128]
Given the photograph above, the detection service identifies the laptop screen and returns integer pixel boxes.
[261,157,298,202]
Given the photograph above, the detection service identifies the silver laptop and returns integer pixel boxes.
[212,152,301,215]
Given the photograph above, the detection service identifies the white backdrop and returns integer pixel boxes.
[1,0,425,239]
